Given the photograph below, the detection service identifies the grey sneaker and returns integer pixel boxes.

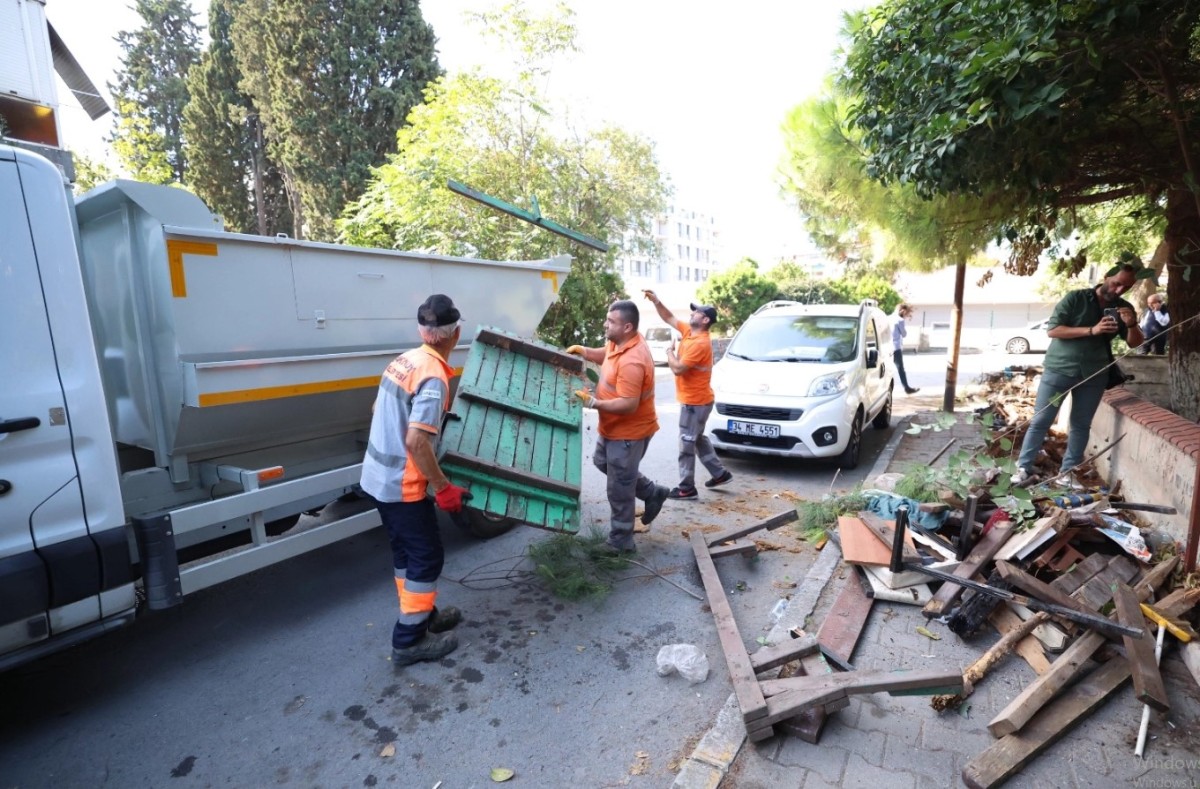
[392,632,458,666]
[1010,469,1031,486]
[641,485,670,525]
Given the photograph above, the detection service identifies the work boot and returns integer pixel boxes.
[392,632,458,666]
[641,485,670,525]
[905,386,920,395]
[704,470,734,489]
[667,486,698,500]
[427,606,463,633]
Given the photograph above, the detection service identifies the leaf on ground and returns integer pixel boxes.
[490,767,515,782]
[630,751,650,775]
[379,744,396,758]
[916,626,942,641]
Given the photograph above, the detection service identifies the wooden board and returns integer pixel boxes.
[748,634,820,673]
[704,509,798,548]
[963,658,1130,788]
[856,511,921,564]
[1003,603,1069,652]
[839,516,907,566]
[688,530,768,725]
[1112,582,1168,712]
[1049,552,1109,594]
[988,606,1051,676]
[995,559,1094,618]
[709,539,758,559]
[1072,555,1139,611]
[922,522,1014,618]
[862,569,932,605]
[816,569,874,667]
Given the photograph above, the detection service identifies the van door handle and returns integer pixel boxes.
[0,417,41,433]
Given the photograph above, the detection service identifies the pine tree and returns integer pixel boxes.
[230,0,442,240]
[183,0,291,235]
[109,0,201,183]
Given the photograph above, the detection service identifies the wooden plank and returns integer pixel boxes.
[994,510,1067,562]
[1073,555,1138,611]
[963,658,1131,788]
[1049,551,1109,594]
[987,606,1051,675]
[839,515,896,566]
[704,509,798,547]
[688,530,768,723]
[475,327,584,373]
[709,539,758,559]
[995,559,1094,618]
[1002,602,1069,652]
[862,570,933,605]
[816,570,874,667]
[772,652,833,743]
[856,511,921,564]
[1112,582,1168,712]
[922,522,1014,618]
[440,451,581,498]
[748,634,820,673]
[987,557,1178,738]
[760,669,963,725]
[1183,641,1200,689]
[457,383,579,430]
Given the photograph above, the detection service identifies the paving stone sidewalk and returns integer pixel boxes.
[676,407,1200,789]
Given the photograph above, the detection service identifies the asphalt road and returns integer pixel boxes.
[0,354,1028,789]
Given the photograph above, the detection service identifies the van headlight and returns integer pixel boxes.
[808,372,847,397]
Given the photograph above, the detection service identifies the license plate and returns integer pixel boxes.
[728,420,781,439]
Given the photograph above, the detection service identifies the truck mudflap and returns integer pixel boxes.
[132,513,183,610]
[438,327,585,536]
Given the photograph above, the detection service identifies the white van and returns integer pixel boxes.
[644,326,681,365]
[705,300,896,468]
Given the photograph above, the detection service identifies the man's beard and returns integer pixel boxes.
[689,318,704,331]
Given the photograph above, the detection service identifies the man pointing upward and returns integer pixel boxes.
[643,290,733,500]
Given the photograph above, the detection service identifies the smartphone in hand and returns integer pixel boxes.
[1103,307,1120,322]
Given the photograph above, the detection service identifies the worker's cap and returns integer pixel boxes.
[690,303,718,325]
[417,294,462,327]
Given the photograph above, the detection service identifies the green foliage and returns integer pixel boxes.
[796,488,870,542]
[231,0,443,240]
[109,0,200,183]
[892,464,942,503]
[338,2,667,347]
[71,151,115,194]
[695,259,779,332]
[183,0,291,235]
[527,531,628,601]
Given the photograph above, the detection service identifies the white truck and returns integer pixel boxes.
[0,0,570,670]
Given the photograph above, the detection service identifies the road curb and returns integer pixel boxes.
[867,414,913,482]
[671,537,843,788]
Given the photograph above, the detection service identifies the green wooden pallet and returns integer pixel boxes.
[439,327,585,534]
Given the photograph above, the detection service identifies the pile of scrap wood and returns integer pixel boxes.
[835,470,1200,787]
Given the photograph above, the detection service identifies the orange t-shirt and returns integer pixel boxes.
[596,332,659,440]
[672,320,714,406]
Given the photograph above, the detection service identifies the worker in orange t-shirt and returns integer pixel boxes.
[566,300,670,553]
[644,291,732,499]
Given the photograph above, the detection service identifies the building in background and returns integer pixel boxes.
[619,204,724,309]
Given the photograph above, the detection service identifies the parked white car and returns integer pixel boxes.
[705,300,896,469]
[644,326,680,365]
[1002,319,1051,354]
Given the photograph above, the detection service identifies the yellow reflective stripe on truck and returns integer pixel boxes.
[198,376,380,407]
[541,271,559,293]
[166,239,218,297]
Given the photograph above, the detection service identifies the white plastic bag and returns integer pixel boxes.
[656,643,709,684]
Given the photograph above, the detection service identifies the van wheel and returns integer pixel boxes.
[871,387,893,430]
[837,412,863,470]
[462,508,519,539]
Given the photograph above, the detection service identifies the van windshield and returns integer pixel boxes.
[728,315,859,362]
[645,328,674,342]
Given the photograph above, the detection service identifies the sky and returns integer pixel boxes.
[44,0,867,264]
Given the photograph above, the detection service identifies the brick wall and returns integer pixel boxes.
[1090,389,1199,543]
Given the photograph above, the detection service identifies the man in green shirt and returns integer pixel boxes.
[1013,263,1144,484]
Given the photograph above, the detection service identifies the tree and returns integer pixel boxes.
[230,0,443,240]
[71,151,115,194]
[695,259,779,333]
[109,0,200,183]
[183,0,291,235]
[842,0,1200,418]
[338,2,668,348]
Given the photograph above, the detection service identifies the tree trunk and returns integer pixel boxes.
[1163,189,1200,422]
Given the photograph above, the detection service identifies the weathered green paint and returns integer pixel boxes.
[439,326,584,533]
[447,179,609,253]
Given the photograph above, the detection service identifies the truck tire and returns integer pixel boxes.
[462,509,519,539]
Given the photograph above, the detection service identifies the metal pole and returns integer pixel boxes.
[958,495,978,561]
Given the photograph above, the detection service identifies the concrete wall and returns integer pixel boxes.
[1089,388,1198,544]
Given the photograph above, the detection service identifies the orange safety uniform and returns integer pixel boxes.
[672,319,715,405]
[360,344,453,502]
[596,332,658,440]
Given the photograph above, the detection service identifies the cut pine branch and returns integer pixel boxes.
[931,612,1049,712]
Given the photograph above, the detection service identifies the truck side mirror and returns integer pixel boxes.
[866,348,879,368]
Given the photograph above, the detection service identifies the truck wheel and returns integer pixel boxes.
[837,411,863,470]
[463,509,519,539]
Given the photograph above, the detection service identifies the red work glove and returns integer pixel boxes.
[434,483,473,513]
